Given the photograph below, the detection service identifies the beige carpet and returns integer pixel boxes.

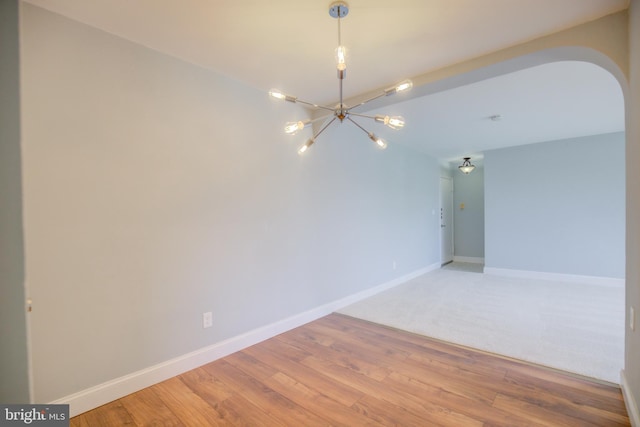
[338,266,625,383]
[442,261,484,273]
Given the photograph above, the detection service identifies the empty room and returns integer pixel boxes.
[2,0,640,425]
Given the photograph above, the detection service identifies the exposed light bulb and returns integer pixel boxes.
[369,133,387,150]
[284,121,306,135]
[375,115,405,130]
[298,138,315,155]
[387,116,405,129]
[269,89,296,103]
[335,45,347,71]
[269,89,286,100]
[385,80,413,96]
[395,80,413,93]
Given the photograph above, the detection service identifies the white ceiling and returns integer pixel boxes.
[366,60,625,160]
[23,0,628,159]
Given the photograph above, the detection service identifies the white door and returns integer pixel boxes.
[440,177,454,265]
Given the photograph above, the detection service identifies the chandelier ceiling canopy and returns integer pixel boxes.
[269,2,413,155]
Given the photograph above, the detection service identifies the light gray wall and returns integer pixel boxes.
[440,163,453,179]
[485,132,625,278]
[453,162,484,259]
[0,0,30,403]
[626,0,640,414]
[19,4,440,403]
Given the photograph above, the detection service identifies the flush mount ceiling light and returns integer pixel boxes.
[458,157,476,174]
[269,2,413,155]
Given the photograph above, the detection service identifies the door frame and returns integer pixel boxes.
[440,176,454,265]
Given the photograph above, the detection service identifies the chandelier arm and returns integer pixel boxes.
[348,81,414,112]
[347,112,376,120]
[346,116,374,136]
[294,99,336,112]
[313,117,338,140]
[349,112,405,130]
[308,112,335,124]
[347,92,387,111]
[347,117,387,149]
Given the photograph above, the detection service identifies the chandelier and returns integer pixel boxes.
[458,157,476,174]
[269,2,413,155]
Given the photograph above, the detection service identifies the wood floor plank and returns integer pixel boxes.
[500,370,631,426]
[493,393,605,427]
[72,313,630,426]
[223,350,278,382]
[351,394,452,427]
[119,387,184,426]
[383,370,551,427]
[263,370,386,426]
[391,356,499,404]
[374,371,486,426]
[71,400,136,427]
[178,367,234,404]
[151,377,226,426]
[242,340,365,407]
[201,359,325,426]
[505,362,626,403]
[275,329,393,382]
[302,354,485,426]
[210,394,290,427]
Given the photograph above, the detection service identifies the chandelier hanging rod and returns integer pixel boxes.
[335,2,346,116]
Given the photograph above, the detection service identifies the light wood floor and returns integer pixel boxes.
[72,313,630,426]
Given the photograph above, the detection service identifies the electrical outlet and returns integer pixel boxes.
[631,306,636,332]
[203,312,213,329]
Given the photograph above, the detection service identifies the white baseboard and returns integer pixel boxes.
[621,369,640,427]
[52,264,438,417]
[453,256,484,264]
[483,267,625,287]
